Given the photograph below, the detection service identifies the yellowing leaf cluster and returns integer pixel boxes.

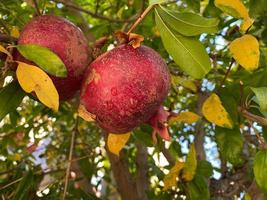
[107,132,131,156]
[16,62,59,111]
[163,144,197,190]
[202,93,233,128]
[215,0,253,32]
[229,34,259,71]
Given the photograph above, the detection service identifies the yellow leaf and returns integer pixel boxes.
[0,44,12,58]
[240,18,254,32]
[182,143,197,181]
[16,62,59,111]
[10,26,20,38]
[202,93,233,128]
[107,132,131,156]
[215,0,249,19]
[78,104,96,122]
[163,160,184,191]
[215,0,253,32]
[169,111,200,124]
[229,35,259,71]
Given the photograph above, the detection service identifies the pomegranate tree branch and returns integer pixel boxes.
[238,107,267,126]
[136,142,149,200]
[127,5,155,35]
[104,132,138,200]
[63,118,78,199]
[52,0,136,23]
[161,143,175,166]
[194,90,208,160]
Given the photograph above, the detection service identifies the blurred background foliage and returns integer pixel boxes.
[0,0,267,199]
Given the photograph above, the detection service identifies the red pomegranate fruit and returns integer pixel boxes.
[18,15,91,100]
[80,44,170,135]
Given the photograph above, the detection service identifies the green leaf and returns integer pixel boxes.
[186,174,210,200]
[196,160,213,177]
[12,171,34,200]
[0,81,25,122]
[253,149,267,192]
[149,0,167,5]
[185,0,200,13]
[16,44,67,77]
[157,6,219,36]
[203,0,222,17]
[155,9,211,79]
[182,143,197,181]
[249,0,267,17]
[251,87,267,113]
[215,127,244,165]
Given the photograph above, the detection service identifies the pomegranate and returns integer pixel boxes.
[18,15,91,100]
[80,44,170,134]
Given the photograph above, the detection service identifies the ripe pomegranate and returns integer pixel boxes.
[18,15,91,100]
[80,44,170,135]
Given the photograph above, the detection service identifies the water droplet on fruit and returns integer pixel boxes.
[111,87,118,96]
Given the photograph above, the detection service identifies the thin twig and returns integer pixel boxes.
[219,58,235,88]
[32,0,41,16]
[0,178,22,191]
[248,121,267,149]
[62,118,78,199]
[239,107,267,126]
[52,0,135,23]
[127,5,155,35]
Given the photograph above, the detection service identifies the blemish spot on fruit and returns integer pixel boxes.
[111,87,118,96]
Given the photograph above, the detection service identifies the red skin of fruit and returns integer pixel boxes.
[80,44,170,134]
[18,15,91,100]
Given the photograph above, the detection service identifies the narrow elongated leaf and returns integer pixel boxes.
[202,93,233,128]
[16,44,67,77]
[251,87,267,112]
[155,9,211,79]
[16,62,59,111]
[12,171,34,200]
[215,127,244,165]
[157,6,219,36]
[0,81,25,122]
[107,132,131,156]
[163,160,184,191]
[229,35,259,71]
[182,143,197,181]
[253,150,267,192]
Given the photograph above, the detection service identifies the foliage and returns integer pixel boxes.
[1,0,267,199]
